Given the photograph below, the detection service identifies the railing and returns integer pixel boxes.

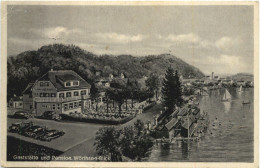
[34,94,90,103]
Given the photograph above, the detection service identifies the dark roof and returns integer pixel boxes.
[177,107,189,116]
[36,70,91,91]
[10,96,23,101]
[191,107,200,115]
[165,118,179,130]
[22,83,34,94]
[56,74,79,81]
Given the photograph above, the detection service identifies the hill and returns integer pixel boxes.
[231,73,254,82]
[7,44,204,100]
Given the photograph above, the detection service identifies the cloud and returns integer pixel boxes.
[157,33,213,49]
[215,36,240,50]
[194,54,248,74]
[95,33,146,43]
[167,33,200,43]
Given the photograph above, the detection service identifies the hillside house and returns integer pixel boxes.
[119,73,125,79]
[9,96,23,109]
[22,70,91,116]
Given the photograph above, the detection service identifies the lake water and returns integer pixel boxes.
[147,88,254,162]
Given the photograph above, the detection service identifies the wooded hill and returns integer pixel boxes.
[7,44,204,100]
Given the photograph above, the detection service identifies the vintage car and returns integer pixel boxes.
[23,125,45,138]
[37,129,65,141]
[13,111,31,119]
[8,121,33,133]
[41,111,62,121]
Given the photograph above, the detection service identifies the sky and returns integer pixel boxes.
[7,5,254,75]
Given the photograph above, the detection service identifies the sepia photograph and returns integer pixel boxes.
[1,1,259,168]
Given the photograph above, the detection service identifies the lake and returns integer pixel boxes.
[147,88,254,162]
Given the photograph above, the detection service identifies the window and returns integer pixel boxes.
[66,92,71,97]
[45,93,49,97]
[78,101,82,107]
[73,81,79,86]
[64,104,68,110]
[40,93,44,97]
[69,103,73,109]
[57,104,60,110]
[74,102,78,108]
[65,82,71,87]
[81,90,86,95]
[45,82,49,86]
[19,103,23,106]
[59,93,64,98]
[51,93,56,97]
[52,104,55,110]
[40,82,44,86]
[74,91,79,96]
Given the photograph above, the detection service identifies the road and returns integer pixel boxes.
[7,104,163,157]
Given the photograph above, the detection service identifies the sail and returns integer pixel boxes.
[225,90,231,99]
[223,89,231,100]
[239,85,242,92]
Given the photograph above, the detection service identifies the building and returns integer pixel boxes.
[23,83,34,110]
[109,73,114,80]
[9,96,23,109]
[22,70,91,116]
[120,73,125,79]
[95,79,110,88]
[95,70,102,77]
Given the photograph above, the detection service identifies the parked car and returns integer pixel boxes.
[41,111,62,121]
[38,129,65,141]
[8,121,33,133]
[24,125,45,138]
[13,111,31,119]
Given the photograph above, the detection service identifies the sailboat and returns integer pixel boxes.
[221,89,231,102]
[238,85,243,92]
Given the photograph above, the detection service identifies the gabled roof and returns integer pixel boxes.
[165,118,180,130]
[22,83,34,94]
[181,117,194,129]
[10,96,23,101]
[36,70,91,91]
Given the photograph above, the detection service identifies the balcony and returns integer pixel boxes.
[34,94,90,103]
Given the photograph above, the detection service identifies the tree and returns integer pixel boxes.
[94,127,122,161]
[90,83,100,111]
[134,119,145,137]
[145,74,160,101]
[161,67,183,114]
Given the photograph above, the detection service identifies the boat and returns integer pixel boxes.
[221,89,231,102]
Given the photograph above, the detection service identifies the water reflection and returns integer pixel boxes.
[148,88,254,162]
[223,101,231,113]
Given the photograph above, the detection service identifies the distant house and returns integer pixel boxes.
[162,117,181,139]
[95,79,110,88]
[237,80,245,86]
[120,73,125,79]
[22,70,91,116]
[222,79,234,85]
[109,73,114,80]
[9,96,23,109]
[95,70,102,77]
[214,76,219,80]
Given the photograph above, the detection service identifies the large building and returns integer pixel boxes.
[22,70,91,116]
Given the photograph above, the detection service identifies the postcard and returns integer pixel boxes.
[1,1,259,168]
